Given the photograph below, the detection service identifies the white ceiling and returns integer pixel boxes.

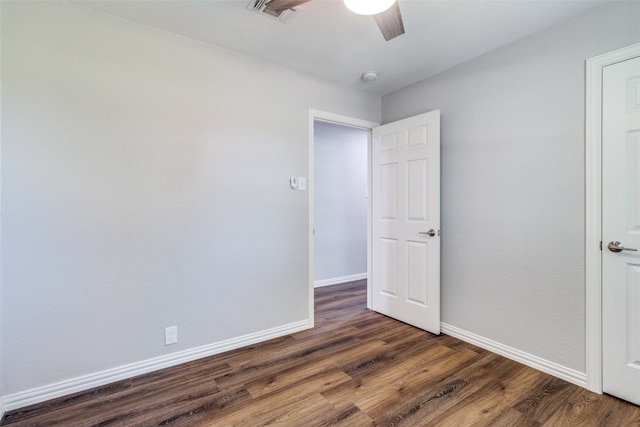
[76,0,606,95]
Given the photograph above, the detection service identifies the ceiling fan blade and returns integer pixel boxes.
[264,0,311,15]
[373,2,405,41]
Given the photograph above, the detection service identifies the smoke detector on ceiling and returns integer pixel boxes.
[247,0,299,23]
[362,71,378,82]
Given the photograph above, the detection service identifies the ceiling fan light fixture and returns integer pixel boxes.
[344,0,396,16]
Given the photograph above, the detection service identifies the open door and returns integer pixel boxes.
[371,111,441,334]
[602,54,640,405]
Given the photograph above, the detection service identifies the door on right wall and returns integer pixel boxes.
[602,54,640,406]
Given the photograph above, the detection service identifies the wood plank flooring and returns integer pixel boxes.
[3,280,640,426]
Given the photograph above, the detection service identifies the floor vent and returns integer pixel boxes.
[247,0,297,23]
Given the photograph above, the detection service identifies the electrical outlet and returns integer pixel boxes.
[165,326,177,345]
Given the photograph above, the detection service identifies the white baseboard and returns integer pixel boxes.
[0,397,5,421]
[441,323,587,388]
[3,319,311,412]
[314,273,367,288]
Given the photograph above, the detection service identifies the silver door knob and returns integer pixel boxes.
[419,229,436,237]
[608,241,638,253]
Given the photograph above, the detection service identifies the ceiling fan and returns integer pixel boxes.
[248,0,405,41]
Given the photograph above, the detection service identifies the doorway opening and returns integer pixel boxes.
[313,121,369,288]
[308,110,379,325]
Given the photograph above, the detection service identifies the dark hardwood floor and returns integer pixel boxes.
[3,280,640,426]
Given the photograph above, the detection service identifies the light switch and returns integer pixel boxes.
[298,177,307,191]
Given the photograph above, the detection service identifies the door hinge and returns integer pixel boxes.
[600,241,603,251]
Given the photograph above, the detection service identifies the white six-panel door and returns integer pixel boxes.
[371,111,440,334]
[602,55,640,405]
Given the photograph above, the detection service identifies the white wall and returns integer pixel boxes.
[1,0,379,398]
[313,121,368,284]
[382,1,640,373]
[0,0,4,416]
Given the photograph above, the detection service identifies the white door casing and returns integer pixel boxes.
[308,110,380,327]
[371,111,441,334]
[602,55,640,405]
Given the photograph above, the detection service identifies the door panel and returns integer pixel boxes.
[371,111,440,333]
[628,134,640,230]
[380,238,398,296]
[407,241,428,305]
[381,163,398,220]
[602,55,640,405]
[407,159,428,221]
[624,264,640,367]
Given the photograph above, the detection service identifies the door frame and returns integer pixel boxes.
[585,42,640,394]
[308,110,380,325]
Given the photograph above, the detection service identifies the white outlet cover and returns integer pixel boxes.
[165,326,178,345]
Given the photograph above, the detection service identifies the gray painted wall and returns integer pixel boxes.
[1,1,379,395]
[2,0,639,404]
[313,122,368,283]
[0,0,4,413]
[382,1,640,372]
